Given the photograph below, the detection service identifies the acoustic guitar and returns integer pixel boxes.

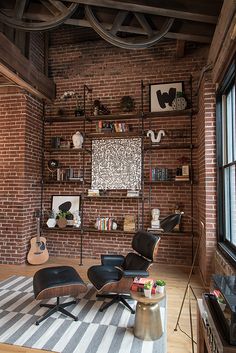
[27,210,49,265]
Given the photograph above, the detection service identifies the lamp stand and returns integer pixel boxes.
[174,222,204,353]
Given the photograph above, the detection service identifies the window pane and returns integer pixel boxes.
[224,165,236,245]
[224,168,231,241]
[230,165,236,246]
[217,63,236,254]
[226,86,234,163]
[233,85,236,161]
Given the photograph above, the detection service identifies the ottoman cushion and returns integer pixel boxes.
[33,266,87,300]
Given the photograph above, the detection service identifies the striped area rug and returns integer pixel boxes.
[0,275,166,353]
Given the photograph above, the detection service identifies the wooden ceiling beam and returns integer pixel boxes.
[208,0,236,68]
[0,33,55,101]
[211,13,236,84]
[63,0,218,24]
[39,0,60,16]
[65,18,212,43]
[14,0,27,19]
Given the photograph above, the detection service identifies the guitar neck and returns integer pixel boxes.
[35,210,41,242]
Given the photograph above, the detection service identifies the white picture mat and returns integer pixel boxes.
[51,195,80,215]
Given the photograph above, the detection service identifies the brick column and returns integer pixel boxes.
[0,89,43,264]
[198,72,217,285]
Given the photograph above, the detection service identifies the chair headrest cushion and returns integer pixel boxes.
[132,231,160,261]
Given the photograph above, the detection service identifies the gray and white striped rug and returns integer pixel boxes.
[0,275,166,353]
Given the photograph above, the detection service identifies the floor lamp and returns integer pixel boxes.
[160,212,204,353]
[173,215,205,353]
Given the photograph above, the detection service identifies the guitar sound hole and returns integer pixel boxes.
[39,242,46,251]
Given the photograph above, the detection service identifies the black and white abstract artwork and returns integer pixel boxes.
[91,138,142,190]
[150,81,183,112]
[51,195,80,215]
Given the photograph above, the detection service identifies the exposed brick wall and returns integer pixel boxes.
[0,89,43,264]
[0,28,220,269]
[42,29,209,265]
[197,72,217,285]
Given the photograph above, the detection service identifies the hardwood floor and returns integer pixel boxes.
[0,257,206,353]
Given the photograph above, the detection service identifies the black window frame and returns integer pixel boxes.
[216,58,236,264]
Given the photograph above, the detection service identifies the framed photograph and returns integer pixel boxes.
[51,195,80,216]
[149,81,183,112]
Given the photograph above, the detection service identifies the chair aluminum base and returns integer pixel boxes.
[36,297,78,325]
[96,293,135,314]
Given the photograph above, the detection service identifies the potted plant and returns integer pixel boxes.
[56,211,69,228]
[144,281,153,298]
[66,211,74,226]
[156,279,166,294]
[46,210,56,228]
[74,95,84,117]
[120,96,135,112]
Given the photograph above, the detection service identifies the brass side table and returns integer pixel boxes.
[130,290,165,341]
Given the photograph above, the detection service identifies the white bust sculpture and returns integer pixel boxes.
[72,131,83,149]
[151,208,160,229]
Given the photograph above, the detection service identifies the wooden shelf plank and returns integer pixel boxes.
[86,113,141,121]
[45,148,91,153]
[87,131,142,139]
[45,116,86,123]
[43,226,82,231]
[44,180,85,184]
[83,195,142,200]
[148,230,195,237]
[83,227,134,234]
[144,143,194,150]
[144,109,194,119]
[145,180,192,185]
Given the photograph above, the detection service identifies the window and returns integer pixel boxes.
[217,60,236,259]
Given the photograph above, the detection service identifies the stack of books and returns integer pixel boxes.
[175,175,190,181]
[150,167,170,181]
[95,217,114,231]
[130,277,156,294]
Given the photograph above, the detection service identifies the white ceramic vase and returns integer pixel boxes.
[144,288,152,298]
[46,218,56,228]
[157,285,165,294]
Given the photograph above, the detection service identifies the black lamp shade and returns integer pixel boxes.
[160,213,182,233]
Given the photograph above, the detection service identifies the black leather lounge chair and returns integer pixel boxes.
[87,230,160,313]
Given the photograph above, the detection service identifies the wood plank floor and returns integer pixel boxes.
[0,257,206,353]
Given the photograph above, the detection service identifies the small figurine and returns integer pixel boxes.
[151,208,160,229]
[93,99,110,115]
[147,129,165,143]
[72,131,83,149]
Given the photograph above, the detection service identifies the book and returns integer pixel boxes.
[133,277,154,286]
[130,283,156,294]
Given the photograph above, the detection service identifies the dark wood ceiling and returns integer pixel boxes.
[0,0,225,91]
[0,0,224,47]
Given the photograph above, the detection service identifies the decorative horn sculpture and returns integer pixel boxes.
[147,129,165,143]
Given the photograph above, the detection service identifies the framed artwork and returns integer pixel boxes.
[149,81,183,112]
[51,195,80,216]
[91,138,142,190]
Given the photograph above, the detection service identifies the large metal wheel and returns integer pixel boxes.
[0,0,78,31]
[85,5,174,50]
